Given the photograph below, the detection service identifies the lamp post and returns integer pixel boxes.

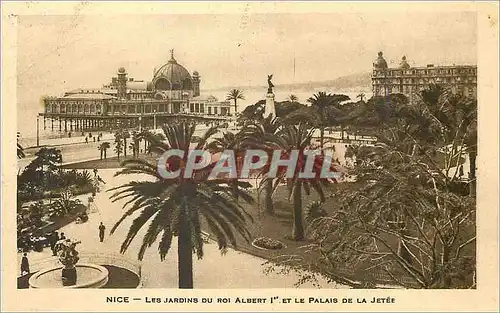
[153,110,157,130]
[138,99,143,132]
[36,115,40,147]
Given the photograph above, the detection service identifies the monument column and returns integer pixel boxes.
[264,74,276,118]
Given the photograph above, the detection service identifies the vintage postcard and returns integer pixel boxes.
[1,1,498,312]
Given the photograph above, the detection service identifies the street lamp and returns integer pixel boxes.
[153,110,157,130]
[138,99,144,132]
[36,115,40,147]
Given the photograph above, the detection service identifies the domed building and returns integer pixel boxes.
[41,50,232,133]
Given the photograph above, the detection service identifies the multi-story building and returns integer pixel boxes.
[41,51,232,133]
[372,52,477,102]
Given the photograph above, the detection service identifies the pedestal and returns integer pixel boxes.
[264,92,276,118]
[62,267,77,286]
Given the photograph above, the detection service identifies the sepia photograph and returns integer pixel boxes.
[2,1,499,312]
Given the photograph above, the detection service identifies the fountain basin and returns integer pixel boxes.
[28,263,109,288]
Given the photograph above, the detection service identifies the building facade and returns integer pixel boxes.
[41,51,232,132]
[372,52,477,102]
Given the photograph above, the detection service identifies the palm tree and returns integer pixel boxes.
[121,130,130,157]
[264,123,336,240]
[417,84,477,195]
[226,89,245,116]
[139,130,166,154]
[114,134,124,161]
[97,141,111,160]
[27,147,63,173]
[289,94,298,103]
[129,131,141,157]
[286,92,350,149]
[240,115,281,215]
[52,190,82,216]
[207,131,244,202]
[17,132,25,159]
[356,93,366,102]
[108,122,254,289]
[138,129,152,154]
[98,142,111,159]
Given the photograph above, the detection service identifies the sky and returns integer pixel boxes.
[16,11,477,136]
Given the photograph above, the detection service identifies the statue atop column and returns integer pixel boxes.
[267,74,274,94]
[264,74,276,118]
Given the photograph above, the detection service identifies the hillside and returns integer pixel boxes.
[204,72,372,93]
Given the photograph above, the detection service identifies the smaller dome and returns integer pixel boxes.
[193,71,199,76]
[400,56,410,69]
[373,51,388,69]
[118,67,126,74]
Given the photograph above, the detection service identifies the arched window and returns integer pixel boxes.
[90,104,96,114]
[154,78,171,90]
[84,104,89,114]
[78,104,83,113]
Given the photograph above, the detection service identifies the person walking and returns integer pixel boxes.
[98,222,106,243]
[21,253,30,275]
[60,232,66,241]
[85,137,88,144]
[50,231,59,256]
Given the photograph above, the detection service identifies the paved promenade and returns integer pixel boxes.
[18,168,339,288]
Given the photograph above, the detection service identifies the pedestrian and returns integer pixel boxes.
[93,136,96,142]
[85,137,88,144]
[459,164,464,178]
[93,168,98,176]
[50,231,59,256]
[21,253,30,275]
[99,222,106,242]
[60,232,66,241]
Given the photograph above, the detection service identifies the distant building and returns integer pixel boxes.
[371,52,477,102]
[41,50,232,132]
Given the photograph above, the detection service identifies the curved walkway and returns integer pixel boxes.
[19,168,343,289]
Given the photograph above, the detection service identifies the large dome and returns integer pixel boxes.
[152,54,193,91]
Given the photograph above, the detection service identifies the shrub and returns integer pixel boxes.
[252,237,286,250]
[305,200,328,223]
